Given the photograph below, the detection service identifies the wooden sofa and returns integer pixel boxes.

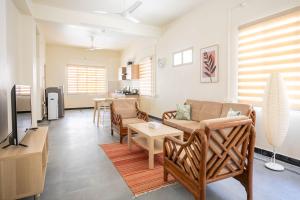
[110,98,149,143]
[163,116,256,200]
[162,99,256,140]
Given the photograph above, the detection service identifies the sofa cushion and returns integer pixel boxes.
[185,99,222,122]
[112,98,137,119]
[164,119,201,134]
[122,118,146,128]
[198,102,223,122]
[220,103,252,118]
[185,99,205,121]
[175,104,191,120]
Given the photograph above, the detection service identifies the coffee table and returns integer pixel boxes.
[127,122,183,169]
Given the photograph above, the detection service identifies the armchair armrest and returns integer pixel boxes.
[137,110,149,121]
[111,109,123,127]
[162,110,177,122]
[135,102,149,121]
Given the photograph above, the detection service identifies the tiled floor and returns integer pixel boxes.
[24,109,300,200]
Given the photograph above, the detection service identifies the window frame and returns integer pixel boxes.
[172,47,193,67]
[66,64,108,95]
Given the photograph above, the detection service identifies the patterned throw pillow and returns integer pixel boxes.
[175,104,191,120]
[227,108,241,118]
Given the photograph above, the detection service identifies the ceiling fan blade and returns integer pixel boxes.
[124,0,142,14]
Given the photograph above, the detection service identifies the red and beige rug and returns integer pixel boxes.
[100,143,175,196]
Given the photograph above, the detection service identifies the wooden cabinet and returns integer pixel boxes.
[131,64,139,80]
[0,127,48,200]
[119,65,139,80]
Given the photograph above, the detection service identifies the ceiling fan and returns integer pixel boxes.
[94,0,142,23]
[86,36,104,51]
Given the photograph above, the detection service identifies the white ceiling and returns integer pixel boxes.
[30,0,204,50]
[38,20,143,50]
[32,0,204,26]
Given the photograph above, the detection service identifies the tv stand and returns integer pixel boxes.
[0,127,48,200]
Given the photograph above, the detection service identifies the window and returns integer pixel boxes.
[139,57,153,96]
[173,48,193,66]
[16,85,31,96]
[238,8,300,110]
[67,65,107,94]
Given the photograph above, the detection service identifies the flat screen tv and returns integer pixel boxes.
[10,85,32,146]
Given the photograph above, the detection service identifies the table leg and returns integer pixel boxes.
[97,107,101,127]
[148,138,154,169]
[128,128,132,150]
[93,102,97,123]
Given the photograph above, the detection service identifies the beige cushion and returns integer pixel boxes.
[185,99,205,121]
[112,98,137,119]
[122,118,145,128]
[164,119,201,133]
[198,102,223,122]
[220,103,252,118]
[185,99,222,122]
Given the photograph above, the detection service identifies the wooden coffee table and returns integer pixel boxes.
[127,122,183,169]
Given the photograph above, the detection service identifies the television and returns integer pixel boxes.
[10,85,32,146]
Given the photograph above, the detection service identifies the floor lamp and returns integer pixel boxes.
[263,72,289,171]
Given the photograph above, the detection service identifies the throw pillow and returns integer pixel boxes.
[227,108,241,118]
[175,104,191,120]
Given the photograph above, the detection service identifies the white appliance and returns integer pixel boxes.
[48,93,58,120]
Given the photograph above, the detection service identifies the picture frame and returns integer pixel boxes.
[200,45,219,83]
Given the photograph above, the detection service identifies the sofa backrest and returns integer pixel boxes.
[220,103,252,118]
[185,99,223,122]
[185,99,253,122]
[112,98,137,119]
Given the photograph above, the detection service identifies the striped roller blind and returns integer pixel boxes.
[16,85,31,96]
[139,57,153,96]
[238,8,300,110]
[67,65,107,94]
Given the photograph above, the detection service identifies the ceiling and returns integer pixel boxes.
[32,0,203,26]
[38,20,143,50]
[29,0,204,50]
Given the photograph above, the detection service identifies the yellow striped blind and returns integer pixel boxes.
[238,8,300,110]
[139,57,153,96]
[16,85,31,96]
[67,65,107,94]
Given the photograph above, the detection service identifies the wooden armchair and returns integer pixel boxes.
[163,116,256,200]
[110,98,149,143]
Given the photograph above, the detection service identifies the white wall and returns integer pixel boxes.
[46,45,121,108]
[1,0,46,137]
[121,0,300,159]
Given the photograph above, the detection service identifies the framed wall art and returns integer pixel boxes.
[200,45,219,83]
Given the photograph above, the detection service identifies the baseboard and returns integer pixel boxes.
[64,107,93,110]
[149,115,300,167]
[255,147,300,167]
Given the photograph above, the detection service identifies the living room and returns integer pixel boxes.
[0,0,300,200]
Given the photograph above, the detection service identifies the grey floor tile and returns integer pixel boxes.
[20,109,300,200]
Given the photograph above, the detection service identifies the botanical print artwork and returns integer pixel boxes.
[200,45,219,83]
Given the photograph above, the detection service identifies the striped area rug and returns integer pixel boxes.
[100,143,175,196]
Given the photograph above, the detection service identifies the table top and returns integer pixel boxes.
[128,122,183,139]
[93,98,114,102]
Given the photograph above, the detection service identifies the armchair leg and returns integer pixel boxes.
[163,168,168,182]
[120,135,123,144]
[111,128,113,136]
[246,176,253,200]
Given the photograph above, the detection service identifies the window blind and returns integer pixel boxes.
[139,57,153,96]
[238,8,300,110]
[67,65,107,94]
[16,85,31,96]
